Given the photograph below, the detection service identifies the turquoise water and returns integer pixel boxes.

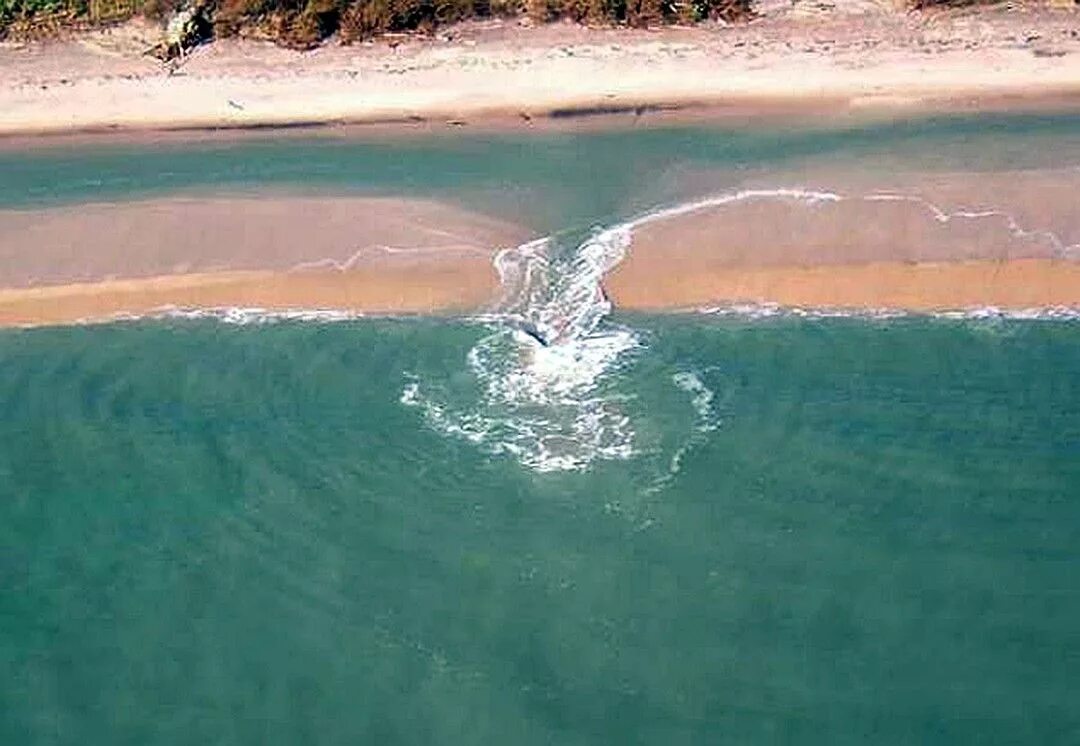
[3,115,1080,743]
[2,317,1078,743]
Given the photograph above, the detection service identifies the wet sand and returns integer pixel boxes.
[605,259,1080,312]
[0,195,532,288]
[2,181,1080,326]
[0,194,531,325]
[3,256,1079,328]
[0,266,500,327]
[605,169,1080,310]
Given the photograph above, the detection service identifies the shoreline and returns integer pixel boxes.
[2,259,1080,329]
[0,267,497,328]
[3,90,1080,150]
[4,179,1080,328]
[2,10,1080,138]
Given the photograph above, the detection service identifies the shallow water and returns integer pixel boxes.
[2,114,1080,743]
[5,112,1080,230]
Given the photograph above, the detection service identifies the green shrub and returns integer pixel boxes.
[1,0,86,37]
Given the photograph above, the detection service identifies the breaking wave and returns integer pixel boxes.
[74,306,367,327]
[697,303,1080,321]
[400,226,643,472]
[401,186,1079,473]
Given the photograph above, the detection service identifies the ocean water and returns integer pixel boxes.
[3,114,1080,743]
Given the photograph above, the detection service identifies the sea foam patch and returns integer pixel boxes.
[401,225,644,472]
[399,185,1080,474]
[156,307,368,325]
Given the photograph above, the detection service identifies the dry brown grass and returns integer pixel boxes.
[1,0,754,44]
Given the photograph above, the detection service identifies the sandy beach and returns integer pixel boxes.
[2,7,1080,137]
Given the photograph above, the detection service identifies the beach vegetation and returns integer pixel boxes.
[0,0,147,33]
[0,0,751,45]
[2,0,1050,44]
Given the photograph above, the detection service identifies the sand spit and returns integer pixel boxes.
[605,170,1080,310]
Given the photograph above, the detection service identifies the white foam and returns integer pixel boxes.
[862,193,1079,259]
[416,193,848,472]
[643,370,724,494]
[160,306,367,325]
[401,322,641,472]
[77,306,367,327]
[671,371,720,435]
[402,220,644,472]
[290,243,492,272]
[697,302,1080,321]
[401,184,1080,474]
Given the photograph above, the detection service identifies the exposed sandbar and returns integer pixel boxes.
[5,170,1080,326]
[607,172,1080,310]
[3,258,1079,328]
[0,194,534,326]
[0,194,533,288]
[605,259,1080,312]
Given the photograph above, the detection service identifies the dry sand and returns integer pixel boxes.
[604,166,1080,310]
[2,8,1080,137]
[617,169,1080,268]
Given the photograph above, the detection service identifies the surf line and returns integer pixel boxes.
[402,185,1078,473]
[489,184,1078,342]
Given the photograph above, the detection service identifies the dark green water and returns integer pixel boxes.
[3,115,1080,743]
